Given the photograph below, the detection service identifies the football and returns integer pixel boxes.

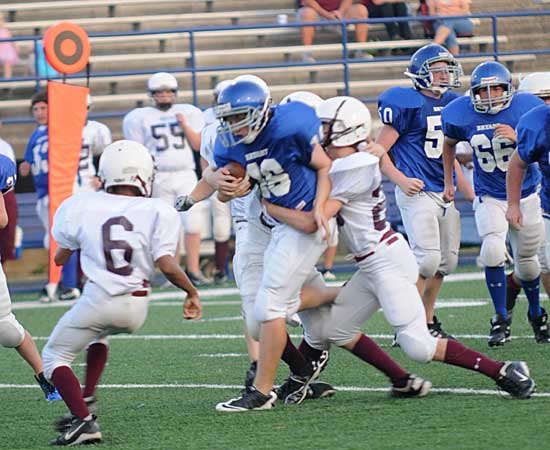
[223,161,247,179]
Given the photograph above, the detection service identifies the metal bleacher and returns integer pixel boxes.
[1,1,549,249]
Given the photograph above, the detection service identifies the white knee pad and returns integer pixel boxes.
[395,323,437,363]
[513,223,543,281]
[438,249,459,276]
[479,234,506,267]
[416,249,441,279]
[299,305,331,351]
[245,312,261,342]
[516,255,540,282]
[0,313,25,348]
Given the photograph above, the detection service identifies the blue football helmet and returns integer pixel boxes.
[216,80,272,146]
[469,61,513,114]
[404,44,463,94]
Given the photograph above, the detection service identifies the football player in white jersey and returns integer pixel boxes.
[505,72,550,322]
[42,140,201,446]
[264,96,536,401]
[373,44,473,339]
[123,72,209,286]
[77,96,112,193]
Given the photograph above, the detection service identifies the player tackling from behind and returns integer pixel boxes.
[42,140,201,446]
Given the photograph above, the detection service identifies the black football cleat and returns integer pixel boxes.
[54,396,97,432]
[306,381,336,399]
[428,316,455,340]
[488,314,509,347]
[495,361,535,399]
[216,386,277,412]
[49,415,102,446]
[528,308,550,344]
[391,374,432,398]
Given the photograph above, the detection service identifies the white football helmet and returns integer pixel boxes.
[518,72,550,100]
[280,91,323,108]
[147,72,178,93]
[98,140,154,197]
[316,96,371,147]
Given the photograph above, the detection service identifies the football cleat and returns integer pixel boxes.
[488,314,510,347]
[185,270,212,287]
[213,270,228,285]
[306,381,337,399]
[495,361,535,399]
[276,374,311,405]
[244,361,257,390]
[58,288,81,301]
[49,415,102,446]
[528,308,550,344]
[427,316,455,340]
[311,350,330,377]
[54,396,98,432]
[39,283,58,303]
[34,373,62,402]
[216,386,277,412]
[390,374,432,398]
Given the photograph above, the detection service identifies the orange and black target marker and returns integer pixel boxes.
[43,22,90,74]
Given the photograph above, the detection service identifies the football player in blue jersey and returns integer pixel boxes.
[213,80,334,411]
[506,102,550,344]
[18,90,81,303]
[442,61,547,346]
[0,153,61,402]
[505,72,550,326]
[370,44,473,340]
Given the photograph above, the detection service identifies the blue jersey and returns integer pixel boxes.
[378,86,460,191]
[441,92,543,200]
[516,104,550,212]
[23,125,49,199]
[0,154,16,194]
[214,102,321,211]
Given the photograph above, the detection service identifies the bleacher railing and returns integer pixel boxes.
[1,9,549,125]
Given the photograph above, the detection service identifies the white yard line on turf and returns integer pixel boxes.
[12,271,489,310]
[30,333,540,341]
[1,383,548,397]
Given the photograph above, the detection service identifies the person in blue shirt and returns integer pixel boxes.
[19,89,81,303]
[506,103,550,344]
[442,61,547,346]
[370,44,473,341]
[213,80,333,412]
[0,153,61,402]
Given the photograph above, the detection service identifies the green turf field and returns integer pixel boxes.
[3,271,550,450]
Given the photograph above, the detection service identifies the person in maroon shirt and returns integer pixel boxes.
[360,0,412,41]
[298,0,369,62]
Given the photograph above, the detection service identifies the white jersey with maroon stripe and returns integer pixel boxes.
[329,152,390,257]
[123,104,204,172]
[52,191,181,296]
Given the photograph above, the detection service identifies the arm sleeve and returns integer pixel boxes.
[516,113,546,164]
[52,197,80,250]
[199,124,217,167]
[377,91,412,136]
[330,163,376,204]
[294,105,322,165]
[122,111,145,143]
[151,203,182,260]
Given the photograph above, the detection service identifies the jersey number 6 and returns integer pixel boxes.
[247,158,291,198]
[102,216,134,276]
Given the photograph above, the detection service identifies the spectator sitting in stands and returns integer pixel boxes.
[298,0,369,62]
[360,1,413,42]
[427,0,474,55]
[0,12,19,79]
